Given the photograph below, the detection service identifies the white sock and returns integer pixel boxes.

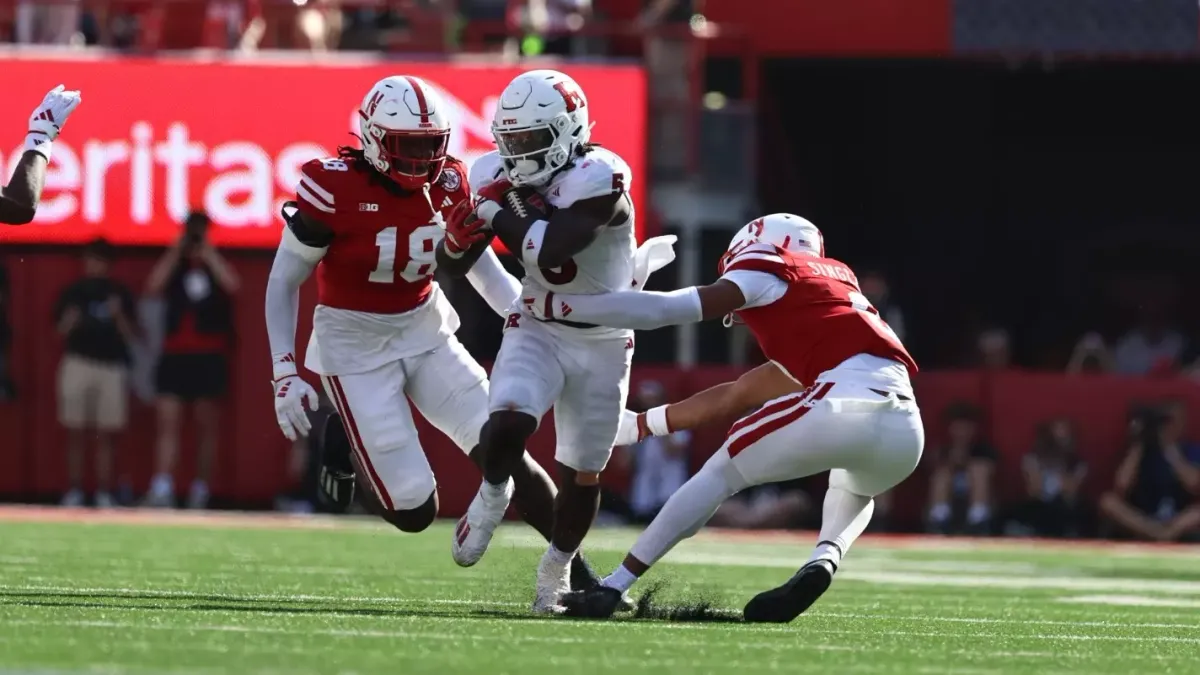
[628,460,737,567]
[481,478,508,502]
[811,487,874,567]
[546,545,574,567]
[967,503,990,525]
[603,565,638,592]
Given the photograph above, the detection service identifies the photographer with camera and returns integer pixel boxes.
[1099,401,1200,541]
[142,211,240,509]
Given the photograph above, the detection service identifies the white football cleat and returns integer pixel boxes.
[531,550,572,615]
[452,478,514,567]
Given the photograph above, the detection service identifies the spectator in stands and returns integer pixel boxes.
[976,327,1012,370]
[15,0,81,45]
[1108,302,1185,374]
[53,239,137,508]
[0,261,13,401]
[1066,332,1114,374]
[242,0,342,52]
[859,270,906,342]
[143,211,239,509]
[1099,401,1200,541]
[709,480,813,530]
[1005,418,1087,537]
[509,0,592,57]
[638,0,692,177]
[616,380,692,523]
[927,401,997,535]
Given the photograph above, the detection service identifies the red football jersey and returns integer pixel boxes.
[720,242,918,386]
[295,155,469,314]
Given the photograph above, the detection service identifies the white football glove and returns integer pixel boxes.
[614,409,645,446]
[26,84,82,160]
[272,352,320,441]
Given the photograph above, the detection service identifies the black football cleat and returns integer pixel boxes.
[561,586,625,619]
[568,556,635,613]
[743,559,836,624]
[317,413,357,512]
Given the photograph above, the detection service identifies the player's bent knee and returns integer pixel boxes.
[483,410,537,452]
[381,489,438,533]
[705,448,751,494]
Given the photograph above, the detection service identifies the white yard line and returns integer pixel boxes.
[1056,594,1200,609]
[836,570,1200,594]
[5,617,1199,649]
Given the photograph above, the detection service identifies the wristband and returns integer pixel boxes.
[24,133,52,161]
[644,405,672,437]
[476,200,502,226]
[272,353,299,382]
[442,238,466,259]
[521,219,549,269]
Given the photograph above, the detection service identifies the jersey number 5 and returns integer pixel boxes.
[369,224,442,284]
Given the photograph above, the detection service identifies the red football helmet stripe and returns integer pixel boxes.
[404,76,431,124]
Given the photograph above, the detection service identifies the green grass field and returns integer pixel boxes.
[1,507,1198,675]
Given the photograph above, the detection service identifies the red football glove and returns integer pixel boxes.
[444,199,488,258]
[475,178,514,205]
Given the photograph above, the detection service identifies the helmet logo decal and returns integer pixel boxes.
[366,91,384,118]
[553,82,586,113]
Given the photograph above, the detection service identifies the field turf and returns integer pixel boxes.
[1,507,1198,674]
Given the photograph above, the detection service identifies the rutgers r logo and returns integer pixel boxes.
[553,82,586,113]
[505,313,521,329]
[360,203,379,212]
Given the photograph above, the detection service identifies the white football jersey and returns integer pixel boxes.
[471,148,637,339]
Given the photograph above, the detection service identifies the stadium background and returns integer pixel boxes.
[1,0,1199,531]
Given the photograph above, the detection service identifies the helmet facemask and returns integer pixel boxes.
[365,124,449,191]
[494,113,578,187]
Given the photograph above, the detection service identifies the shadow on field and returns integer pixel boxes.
[0,589,543,622]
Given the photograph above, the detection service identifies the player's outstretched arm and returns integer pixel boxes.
[0,85,81,225]
[464,246,522,317]
[638,362,804,440]
[527,280,747,331]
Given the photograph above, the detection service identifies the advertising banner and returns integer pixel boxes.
[0,57,646,246]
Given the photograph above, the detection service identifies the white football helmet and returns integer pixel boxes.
[357,75,450,190]
[727,213,824,258]
[491,69,592,187]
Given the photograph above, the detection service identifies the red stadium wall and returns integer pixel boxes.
[4,252,1200,527]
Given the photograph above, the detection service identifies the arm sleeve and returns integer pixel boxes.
[719,270,788,308]
[549,287,703,330]
[465,246,522,317]
[265,227,325,364]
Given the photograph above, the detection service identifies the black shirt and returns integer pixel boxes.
[54,277,136,364]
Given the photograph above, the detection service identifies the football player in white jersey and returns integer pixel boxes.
[439,69,664,613]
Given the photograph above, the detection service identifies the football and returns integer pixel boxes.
[503,185,554,222]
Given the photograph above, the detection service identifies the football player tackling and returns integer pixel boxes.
[527,213,925,622]
[264,75,606,591]
[440,70,674,613]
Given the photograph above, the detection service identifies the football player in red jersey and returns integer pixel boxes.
[263,75,607,591]
[526,213,925,622]
[1,85,81,225]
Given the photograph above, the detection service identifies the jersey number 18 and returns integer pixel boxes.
[369,223,442,284]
